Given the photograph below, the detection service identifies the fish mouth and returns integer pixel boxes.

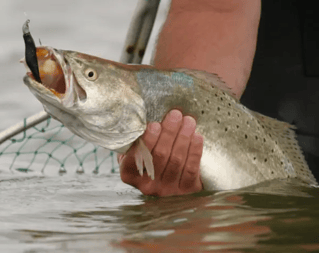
[23,46,86,107]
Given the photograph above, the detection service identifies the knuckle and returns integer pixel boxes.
[184,165,199,178]
[177,134,191,145]
[188,151,203,163]
[153,148,169,160]
[162,127,177,137]
[168,154,184,167]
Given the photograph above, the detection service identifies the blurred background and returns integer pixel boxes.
[242,0,319,179]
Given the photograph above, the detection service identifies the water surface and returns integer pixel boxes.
[1,175,319,252]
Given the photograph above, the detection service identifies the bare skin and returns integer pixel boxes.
[119,0,261,196]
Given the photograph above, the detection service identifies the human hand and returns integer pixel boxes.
[118,110,204,197]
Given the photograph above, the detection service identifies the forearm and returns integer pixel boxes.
[153,0,261,99]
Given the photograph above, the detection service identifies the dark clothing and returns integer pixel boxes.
[241,0,319,179]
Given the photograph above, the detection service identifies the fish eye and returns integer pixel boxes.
[84,68,98,81]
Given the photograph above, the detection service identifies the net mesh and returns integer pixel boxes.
[0,117,119,176]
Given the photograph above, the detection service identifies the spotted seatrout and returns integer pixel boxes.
[22,25,317,190]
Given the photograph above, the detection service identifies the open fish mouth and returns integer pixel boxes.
[23,46,86,107]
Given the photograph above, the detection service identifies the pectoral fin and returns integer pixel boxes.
[134,138,154,180]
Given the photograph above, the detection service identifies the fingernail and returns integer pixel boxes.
[168,110,182,122]
[193,133,204,144]
[184,116,196,128]
[179,116,196,136]
[148,122,161,134]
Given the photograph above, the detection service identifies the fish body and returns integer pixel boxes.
[23,47,318,190]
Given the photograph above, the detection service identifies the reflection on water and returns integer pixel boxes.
[0,175,318,252]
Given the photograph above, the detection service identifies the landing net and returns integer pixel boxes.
[0,116,118,176]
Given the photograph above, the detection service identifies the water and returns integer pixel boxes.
[1,1,319,252]
[1,176,319,252]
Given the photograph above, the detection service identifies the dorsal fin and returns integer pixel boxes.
[173,68,239,102]
[250,110,317,185]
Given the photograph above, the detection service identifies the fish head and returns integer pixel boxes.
[23,47,146,152]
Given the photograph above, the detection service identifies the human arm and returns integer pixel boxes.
[153,0,261,99]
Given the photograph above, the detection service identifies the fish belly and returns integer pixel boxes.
[200,144,264,190]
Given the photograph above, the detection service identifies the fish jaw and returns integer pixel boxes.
[22,47,79,109]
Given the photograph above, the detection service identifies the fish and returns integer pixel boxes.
[21,30,318,191]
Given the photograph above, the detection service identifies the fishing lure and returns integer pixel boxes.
[22,19,41,83]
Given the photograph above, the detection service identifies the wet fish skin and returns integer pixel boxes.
[23,48,318,190]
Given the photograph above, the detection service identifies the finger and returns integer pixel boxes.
[179,133,204,191]
[161,116,196,184]
[152,110,183,176]
[141,122,161,151]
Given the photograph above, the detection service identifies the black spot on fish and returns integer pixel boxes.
[236,125,239,128]
[228,103,231,107]
[217,120,220,124]
[228,112,231,116]
[206,100,209,104]
[253,157,256,160]
[217,107,220,111]
[225,127,228,132]
[264,158,267,162]
[237,113,240,117]
[263,138,266,142]
[271,171,274,174]
[255,136,258,140]
[220,97,223,101]
[201,110,205,115]
[245,134,248,139]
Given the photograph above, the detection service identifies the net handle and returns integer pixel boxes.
[0,0,160,145]
[0,111,49,144]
